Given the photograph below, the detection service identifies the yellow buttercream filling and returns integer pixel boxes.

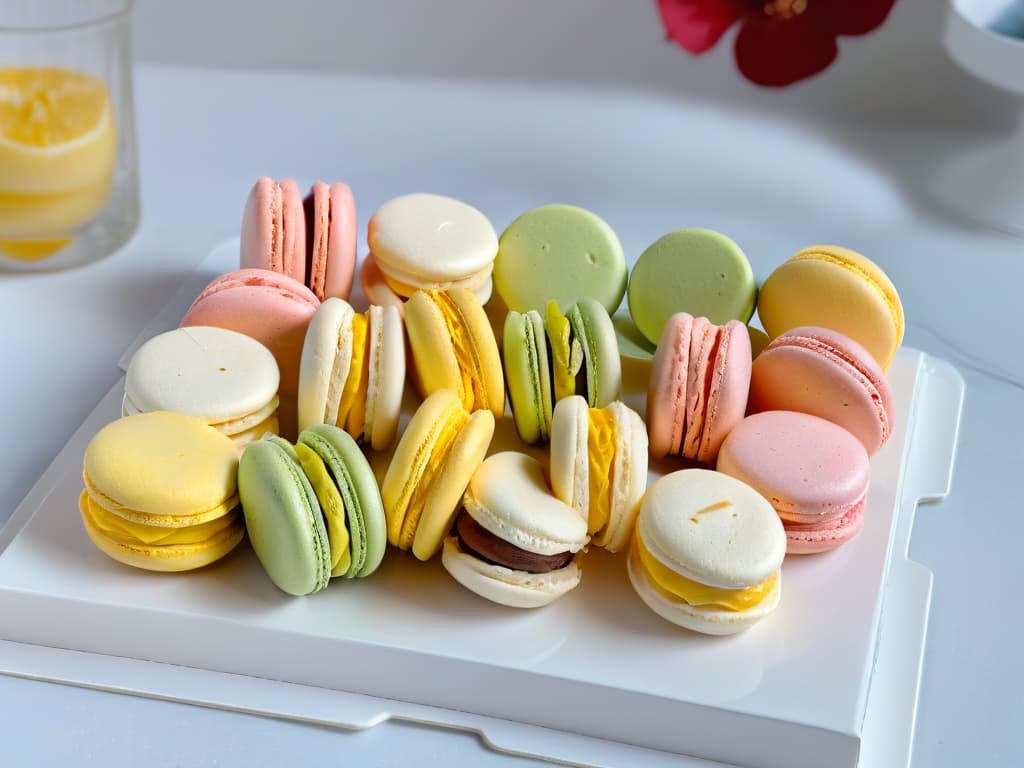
[84,492,239,546]
[545,300,582,401]
[634,537,778,612]
[294,443,352,576]
[434,291,481,411]
[336,313,368,438]
[398,403,468,549]
[586,407,616,536]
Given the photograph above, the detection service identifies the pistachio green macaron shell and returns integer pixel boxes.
[567,298,622,407]
[503,309,552,444]
[299,424,387,578]
[495,204,627,315]
[628,228,756,345]
[238,436,331,596]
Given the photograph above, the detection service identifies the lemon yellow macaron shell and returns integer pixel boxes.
[757,245,904,370]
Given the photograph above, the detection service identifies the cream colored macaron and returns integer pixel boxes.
[629,469,786,635]
[124,326,280,449]
[549,396,647,552]
[297,297,406,450]
[367,193,498,293]
[442,452,589,608]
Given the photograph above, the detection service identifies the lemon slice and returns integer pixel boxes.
[0,67,117,196]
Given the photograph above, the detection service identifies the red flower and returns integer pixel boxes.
[658,0,898,87]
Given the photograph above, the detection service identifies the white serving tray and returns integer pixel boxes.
[0,242,964,768]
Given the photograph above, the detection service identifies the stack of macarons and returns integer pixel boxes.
[124,326,280,450]
[80,411,244,572]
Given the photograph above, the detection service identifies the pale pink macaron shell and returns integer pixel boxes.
[697,320,752,464]
[305,181,357,301]
[181,268,320,399]
[748,326,895,456]
[717,410,870,555]
[646,312,692,458]
[240,177,307,285]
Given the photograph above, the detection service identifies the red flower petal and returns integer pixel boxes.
[734,13,838,87]
[658,0,749,54]
[824,0,899,36]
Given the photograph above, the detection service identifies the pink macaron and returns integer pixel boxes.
[180,269,320,399]
[748,326,895,456]
[717,410,870,554]
[240,177,357,302]
[647,312,752,464]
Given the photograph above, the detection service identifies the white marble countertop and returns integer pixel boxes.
[0,65,1021,766]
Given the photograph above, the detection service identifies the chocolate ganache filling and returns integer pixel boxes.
[455,510,573,573]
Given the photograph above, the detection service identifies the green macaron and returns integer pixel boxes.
[628,228,756,345]
[503,298,621,444]
[238,426,386,595]
[495,204,627,315]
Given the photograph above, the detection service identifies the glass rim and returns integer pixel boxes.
[0,1,133,34]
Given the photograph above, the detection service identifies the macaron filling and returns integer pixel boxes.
[336,313,369,437]
[433,291,487,411]
[294,443,352,576]
[545,300,585,402]
[633,536,777,612]
[586,407,616,537]
[454,509,574,573]
[81,492,241,546]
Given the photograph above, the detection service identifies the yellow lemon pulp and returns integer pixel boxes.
[634,537,777,612]
[586,407,616,536]
[0,67,117,255]
[294,443,352,576]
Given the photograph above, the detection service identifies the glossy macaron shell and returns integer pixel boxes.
[181,268,320,399]
[495,204,627,314]
[297,297,355,432]
[363,304,407,451]
[304,181,357,301]
[757,244,904,371]
[368,193,498,284]
[628,227,756,344]
[567,298,622,408]
[238,436,331,595]
[125,325,280,429]
[240,177,307,285]
[503,309,553,444]
[716,411,870,554]
[748,326,895,456]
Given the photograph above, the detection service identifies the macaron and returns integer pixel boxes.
[549,396,648,553]
[360,252,493,315]
[717,411,871,554]
[240,177,357,301]
[627,228,756,345]
[757,245,904,370]
[238,425,387,595]
[646,312,752,464]
[442,452,590,608]
[494,204,627,314]
[503,298,621,443]
[405,288,505,417]
[180,268,320,400]
[628,469,786,635]
[381,389,495,561]
[748,326,895,456]
[80,412,244,572]
[123,326,280,449]
[297,297,405,450]
[365,193,497,301]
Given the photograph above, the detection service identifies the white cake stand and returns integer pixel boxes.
[942,0,1024,236]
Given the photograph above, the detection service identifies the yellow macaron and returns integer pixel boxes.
[381,389,495,561]
[80,411,244,571]
[757,245,904,370]
[404,288,505,416]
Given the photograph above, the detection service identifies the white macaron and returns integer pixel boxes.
[549,395,648,552]
[442,451,589,608]
[124,326,280,449]
[297,297,405,450]
[629,469,787,635]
